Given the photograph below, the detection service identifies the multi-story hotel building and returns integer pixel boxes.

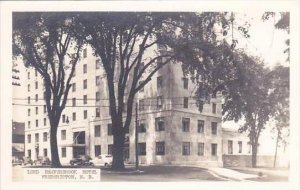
[23,46,223,167]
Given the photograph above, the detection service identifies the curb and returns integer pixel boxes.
[103,169,145,174]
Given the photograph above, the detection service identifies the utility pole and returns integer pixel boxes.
[274,128,280,168]
[135,102,139,171]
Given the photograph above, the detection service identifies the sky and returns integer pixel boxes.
[12,12,289,155]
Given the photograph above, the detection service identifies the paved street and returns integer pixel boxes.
[100,165,225,181]
[12,165,289,182]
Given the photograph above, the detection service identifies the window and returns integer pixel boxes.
[157,96,163,109]
[212,103,216,114]
[96,59,100,69]
[28,121,31,129]
[139,123,146,133]
[228,140,233,154]
[198,143,205,156]
[72,83,76,92]
[96,92,100,102]
[183,77,188,89]
[107,124,113,136]
[35,119,38,127]
[73,67,76,77]
[211,122,217,135]
[83,79,87,89]
[157,57,163,64]
[28,96,30,104]
[72,112,76,121]
[139,99,145,111]
[182,118,190,132]
[138,62,144,73]
[71,53,76,59]
[138,143,146,155]
[83,48,87,58]
[27,134,31,143]
[95,125,101,137]
[198,120,204,133]
[72,98,76,107]
[35,81,38,89]
[43,118,46,126]
[83,64,87,74]
[43,132,47,142]
[157,76,163,88]
[156,142,165,155]
[139,81,144,92]
[125,125,129,134]
[247,142,251,154]
[211,143,217,156]
[122,101,127,114]
[62,114,66,123]
[27,149,31,158]
[28,84,30,92]
[28,109,31,116]
[183,97,189,108]
[35,133,39,143]
[96,76,100,85]
[35,94,38,102]
[61,130,66,140]
[238,141,243,153]
[108,144,113,155]
[35,70,38,77]
[83,110,88,119]
[35,107,38,115]
[96,108,100,117]
[61,148,66,158]
[95,145,101,156]
[42,148,47,157]
[182,142,191,155]
[155,117,165,131]
[83,95,87,104]
[44,105,46,113]
[27,72,30,79]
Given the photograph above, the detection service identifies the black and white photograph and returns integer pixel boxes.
[1,1,299,190]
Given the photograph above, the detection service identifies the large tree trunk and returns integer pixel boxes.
[111,119,125,171]
[50,120,62,168]
[251,143,258,168]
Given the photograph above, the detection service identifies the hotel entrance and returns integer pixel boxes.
[72,131,86,157]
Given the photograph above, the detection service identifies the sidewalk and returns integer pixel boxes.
[208,167,258,181]
[228,167,289,178]
[207,167,289,182]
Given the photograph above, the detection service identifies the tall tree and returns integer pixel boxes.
[266,66,289,167]
[182,12,290,167]
[223,56,272,167]
[76,12,231,170]
[13,12,84,167]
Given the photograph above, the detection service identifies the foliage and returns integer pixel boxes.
[267,66,290,147]
[13,12,84,167]
[74,12,234,170]
[262,12,290,62]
